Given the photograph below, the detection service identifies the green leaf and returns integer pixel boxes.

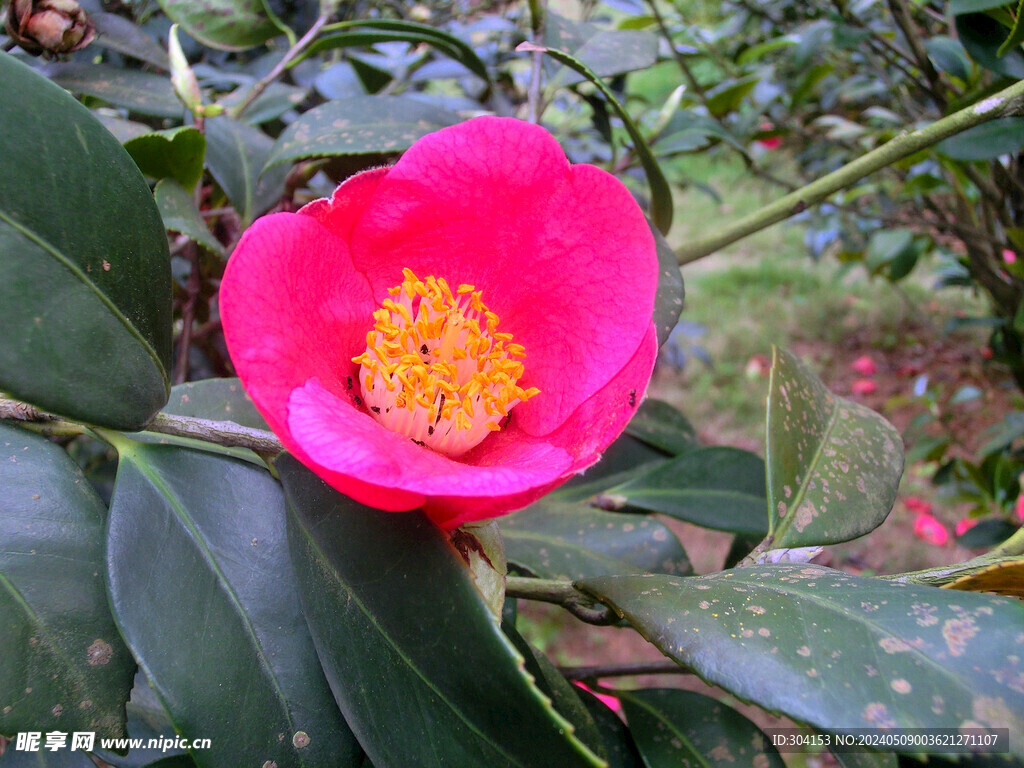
[766,348,903,548]
[304,19,490,82]
[705,76,760,118]
[93,672,191,768]
[0,53,171,430]
[865,228,915,277]
[950,0,1014,14]
[549,28,660,87]
[606,447,769,535]
[279,456,605,768]
[924,36,973,81]
[218,82,307,125]
[162,378,267,429]
[651,223,684,348]
[205,115,288,226]
[618,689,785,768]
[936,117,1024,160]
[575,688,642,768]
[956,13,1024,78]
[85,3,170,69]
[518,42,674,235]
[503,625,606,762]
[40,62,181,119]
[500,501,690,580]
[624,399,696,456]
[0,423,135,740]
[154,179,224,257]
[125,128,206,191]
[580,566,1024,757]
[157,0,282,51]
[105,441,359,768]
[264,96,461,171]
[997,0,1024,57]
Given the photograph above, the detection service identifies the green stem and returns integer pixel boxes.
[229,12,331,120]
[675,78,1024,265]
[506,576,618,625]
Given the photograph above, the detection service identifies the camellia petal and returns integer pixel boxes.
[220,116,660,528]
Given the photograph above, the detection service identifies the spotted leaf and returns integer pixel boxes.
[580,565,1024,758]
[766,348,903,548]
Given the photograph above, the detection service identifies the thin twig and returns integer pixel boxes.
[0,396,284,455]
[675,77,1024,264]
[229,12,332,120]
[560,660,693,681]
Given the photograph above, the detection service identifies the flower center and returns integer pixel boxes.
[352,268,539,457]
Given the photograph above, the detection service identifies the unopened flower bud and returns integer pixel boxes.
[4,0,95,57]
[168,24,202,114]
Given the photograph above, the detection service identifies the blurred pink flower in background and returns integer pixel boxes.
[851,379,877,396]
[913,513,949,546]
[850,354,878,376]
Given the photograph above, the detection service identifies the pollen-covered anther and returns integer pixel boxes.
[352,268,539,457]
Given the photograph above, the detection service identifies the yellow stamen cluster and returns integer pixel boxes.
[351,267,539,457]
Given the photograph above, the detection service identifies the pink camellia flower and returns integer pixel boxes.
[850,378,877,396]
[850,354,877,376]
[572,682,623,716]
[904,495,930,514]
[1016,491,1024,523]
[954,517,978,537]
[913,513,949,547]
[220,117,659,529]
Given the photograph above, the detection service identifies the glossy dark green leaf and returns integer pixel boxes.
[125,128,206,191]
[581,566,1024,757]
[264,96,460,171]
[154,180,224,257]
[624,399,696,456]
[866,229,914,273]
[924,37,973,81]
[157,0,281,51]
[936,117,1024,160]
[205,115,287,226]
[606,447,768,535]
[552,436,669,502]
[162,378,267,429]
[0,52,171,430]
[106,441,359,768]
[575,688,642,768]
[304,19,489,82]
[500,501,690,580]
[766,348,903,548]
[503,625,605,762]
[518,42,673,234]
[956,13,1024,78]
[618,688,785,768]
[84,1,170,69]
[0,423,134,740]
[279,457,604,768]
[93,672,190,768]
[40,62,181,119]
[651,223,684,349]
